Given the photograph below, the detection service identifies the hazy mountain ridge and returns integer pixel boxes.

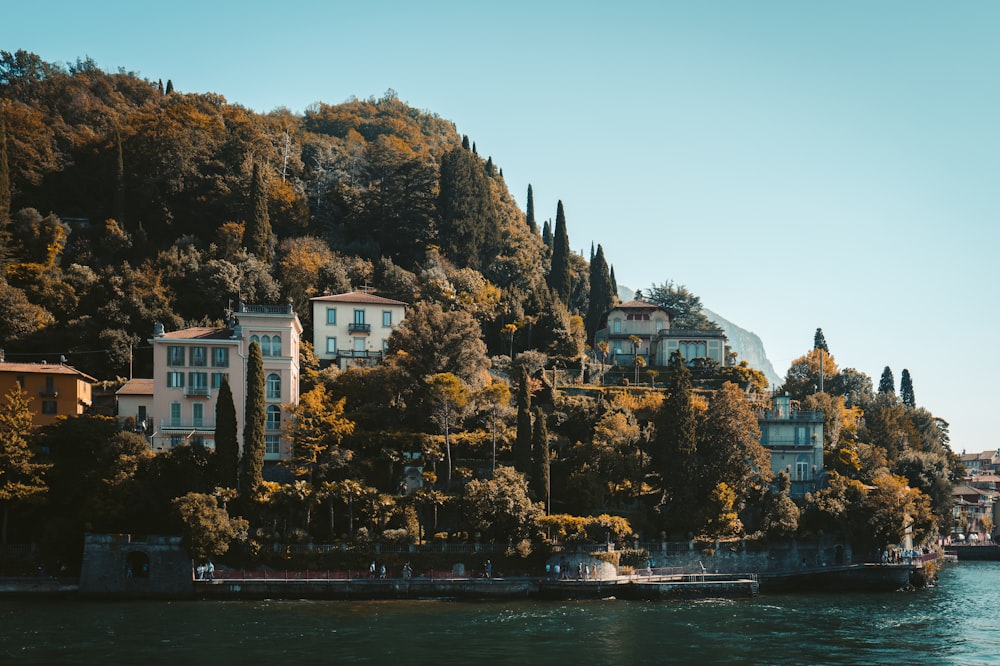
[702,308,782,387]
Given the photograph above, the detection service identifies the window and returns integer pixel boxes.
[326,337,338,354]
[382,339,389,352]
[192,403,204,428]
[354,309,366,325]
[250,335,260,350]
[188,372,208,390]
[170,436,182,448]
[167,372,184,388]
[265,435,281,455]
[266,373,281,400]
[271,334,281,356]
[191,436,205,448]
[656,320,664,332]
[212,347,229,368]
[170,403,181,427]
[612,319,621,334]
[326,308,337,325]
[43,376,55,395]
[42,400,57,415]
[266,405,281,430]
[383,311,392,327]
[354,337,365,353]
[189,347,207,367]
[167,346,185,366]
[260,335,271,356]
[211,372,228,389]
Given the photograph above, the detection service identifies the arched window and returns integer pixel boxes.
[250,335,260,352]
[260,335,271,357]
[271,334,281,356]
[266,373,281,399]
[266,405,281,430]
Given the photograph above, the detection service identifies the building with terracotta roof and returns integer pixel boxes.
[0,357,96,426]
[593,297,731,368]
[310,291,408,370]
[148,302,301,460]
[116,378,154,435]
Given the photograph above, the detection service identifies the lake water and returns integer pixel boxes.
[2,561,997,665]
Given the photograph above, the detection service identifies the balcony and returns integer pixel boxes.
[159,418,216,431]
[348,323,371,334]
[237,303,293,315]
[184,386,211,398]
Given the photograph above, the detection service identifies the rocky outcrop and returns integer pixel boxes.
[703,308,782,387]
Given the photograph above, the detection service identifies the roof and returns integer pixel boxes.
[0,361,97,383]
[310,291,408,306]
[614,299,665,310]
[116,378,154,396]
[158,327,233,340]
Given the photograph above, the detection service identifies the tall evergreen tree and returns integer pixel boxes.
[0,107,11,265]
[531,406,549,507]
[113,131,126,226]
[438,146,498,270]
[547,200,572,302]
[542,219,552,248]
[526,184,537,234]
[900,369,915,408]
[245,162,273,262]
[814,328,829,352]
[878,366,895,396]
[609,265,618,300]
[240,341,266,496]
[165,79,174,94]
[461,135,470,150]
[515,365,532,477]
[214,376,239,490]
[585,244,615,343]
[655,350,699,535]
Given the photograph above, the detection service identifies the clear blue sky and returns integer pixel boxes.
[4,1,999,453]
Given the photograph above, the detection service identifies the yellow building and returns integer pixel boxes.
[0,360,97,427]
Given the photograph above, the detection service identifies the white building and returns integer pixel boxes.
[310,291,408,370]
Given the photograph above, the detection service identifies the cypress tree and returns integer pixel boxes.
[547,200,572,302]
[900,369,915,407]
[165,79,174,94]
[531,406,550,507]
[656,350,699,535]
[0,108,10,229]
[245,162,273,262]
[214,375,239,489]
[814,328,829,352]
[526,184,537,233]
[585,244,614,343]
[542,219,552,248]
[609,265,618,300]
[438,146,498,270]
[240,341,266,496]
[877,366,895,396]
[113,131,126,226]
[461,135,470,150]
[515,365,533,477]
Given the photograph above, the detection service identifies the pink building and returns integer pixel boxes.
[148,303,301,461]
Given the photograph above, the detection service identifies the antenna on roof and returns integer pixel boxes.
[360,281,375,293]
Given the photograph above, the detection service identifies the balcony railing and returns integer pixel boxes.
[348,323,371,333]
[184,386,211,397]
[237,303,293,315]
[159,418,216,430]
[339,350,383,359]
[757,409,823,422]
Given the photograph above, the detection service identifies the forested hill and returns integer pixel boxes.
[0,51,587,380]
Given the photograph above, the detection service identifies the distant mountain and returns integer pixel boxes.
[703,308,782,388]
[617,286,782,387]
